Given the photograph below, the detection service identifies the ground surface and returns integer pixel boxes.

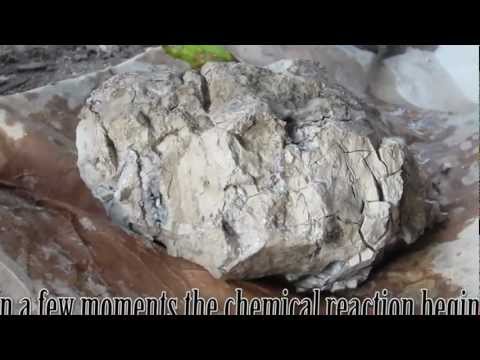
[0,45,151,95]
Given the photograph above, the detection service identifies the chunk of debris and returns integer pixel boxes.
[76,59,442,292]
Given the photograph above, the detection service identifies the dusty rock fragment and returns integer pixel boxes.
[76,60,440,292]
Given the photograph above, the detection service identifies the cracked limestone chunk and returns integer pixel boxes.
[76,60,440,292]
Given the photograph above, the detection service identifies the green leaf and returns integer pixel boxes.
[163,45,236,69]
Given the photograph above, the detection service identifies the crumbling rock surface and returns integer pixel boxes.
[76,60,440,292]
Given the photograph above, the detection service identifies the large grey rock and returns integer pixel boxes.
[76,59,440,292]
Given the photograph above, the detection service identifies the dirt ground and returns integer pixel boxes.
[0,45,441,97]
[0,45,152,95]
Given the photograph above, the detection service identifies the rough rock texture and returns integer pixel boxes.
[76,59,440,292]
